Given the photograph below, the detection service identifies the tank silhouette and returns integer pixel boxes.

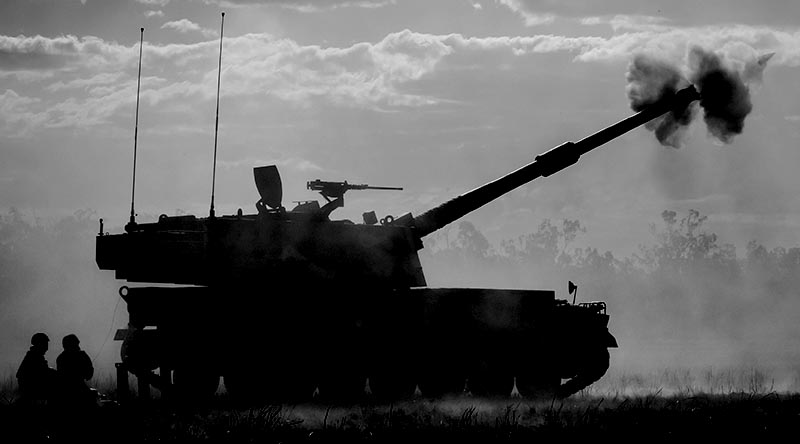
[97,86,701,401]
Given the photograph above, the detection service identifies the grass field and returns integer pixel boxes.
[3,368,800,442]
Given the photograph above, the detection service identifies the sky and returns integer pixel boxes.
[2,0,800,383]
[2,0,800,255]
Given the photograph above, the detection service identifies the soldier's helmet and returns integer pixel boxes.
[62,334,80,350]
[31,332,49,347]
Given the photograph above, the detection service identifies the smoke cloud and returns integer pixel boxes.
[626,55,695,148]
[626,46,772,147]
[690,47,751,144]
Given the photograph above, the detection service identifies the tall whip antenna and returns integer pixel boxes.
[209,12,225,218]
[127,27,144,232]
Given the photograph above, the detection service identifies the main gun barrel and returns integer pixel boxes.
[412,85,700,238]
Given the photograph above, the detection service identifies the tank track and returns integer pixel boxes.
[120,333,611,401]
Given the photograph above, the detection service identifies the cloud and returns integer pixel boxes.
[0,90,45,136]
[0,69,55,82]
[0,36,77,71]
[2,24,798,132]
[220,156,323,172]
[496,0,554,26]
[6,23,797,76]
[45,72,125,92]
[0,34,129,72]
[0,89,39,112]
[580,17,602,26]
[161,19,219,38]
[136,0,170,6]
[0,30,449,131]
[495,0,655,22]
[42,76,193,129]
[3,74,181,133]
[144,10,165,18]
[496,0,800,27]
[580,14,671,32]
[198,0,394,11]
[279,0,394,13]
[568,25,800,65]
[214,29,458,108]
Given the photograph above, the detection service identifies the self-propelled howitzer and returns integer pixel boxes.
[96,86,700,402]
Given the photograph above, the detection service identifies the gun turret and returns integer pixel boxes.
[308,179,402,218]
[411,85,701,237]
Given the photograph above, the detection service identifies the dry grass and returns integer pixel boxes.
[588,366,800,397]
[3,367,800,442]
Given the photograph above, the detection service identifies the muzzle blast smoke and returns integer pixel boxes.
[626,46,772,147]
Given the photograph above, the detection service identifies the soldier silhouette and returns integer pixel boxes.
[56,334,96,407]
[16,332,58,404]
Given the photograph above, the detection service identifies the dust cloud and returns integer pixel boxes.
[0,209,123,381]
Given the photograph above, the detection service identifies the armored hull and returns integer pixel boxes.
[113,283,613,400]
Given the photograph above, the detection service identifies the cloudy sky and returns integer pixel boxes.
[2,0,800,255]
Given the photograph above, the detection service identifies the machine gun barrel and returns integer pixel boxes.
[308,179,402,200]
[351,185,404,191]
[412,85,700,238]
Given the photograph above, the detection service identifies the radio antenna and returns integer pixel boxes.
[209,12,225,218]
[127,27,144,232]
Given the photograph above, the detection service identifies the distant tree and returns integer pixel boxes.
[574,247,620,274]
[745,240,800,299]
[501,218,585,267]
[454,221,492,259]
[637,209,738,277]
[52,208,97,240]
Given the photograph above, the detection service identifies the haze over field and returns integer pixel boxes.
[2,0,800,384]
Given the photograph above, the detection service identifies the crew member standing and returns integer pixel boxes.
[16,332,57,404]
[56,334,95,406]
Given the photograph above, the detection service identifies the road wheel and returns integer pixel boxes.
[369,372,417,400]
[557,347,610,397]
[517,374,560,399]
[418,372,465,398]
[316,372,366,403]
[225,369,314,403]
[468,374,514,398]
[172,368,219,402]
